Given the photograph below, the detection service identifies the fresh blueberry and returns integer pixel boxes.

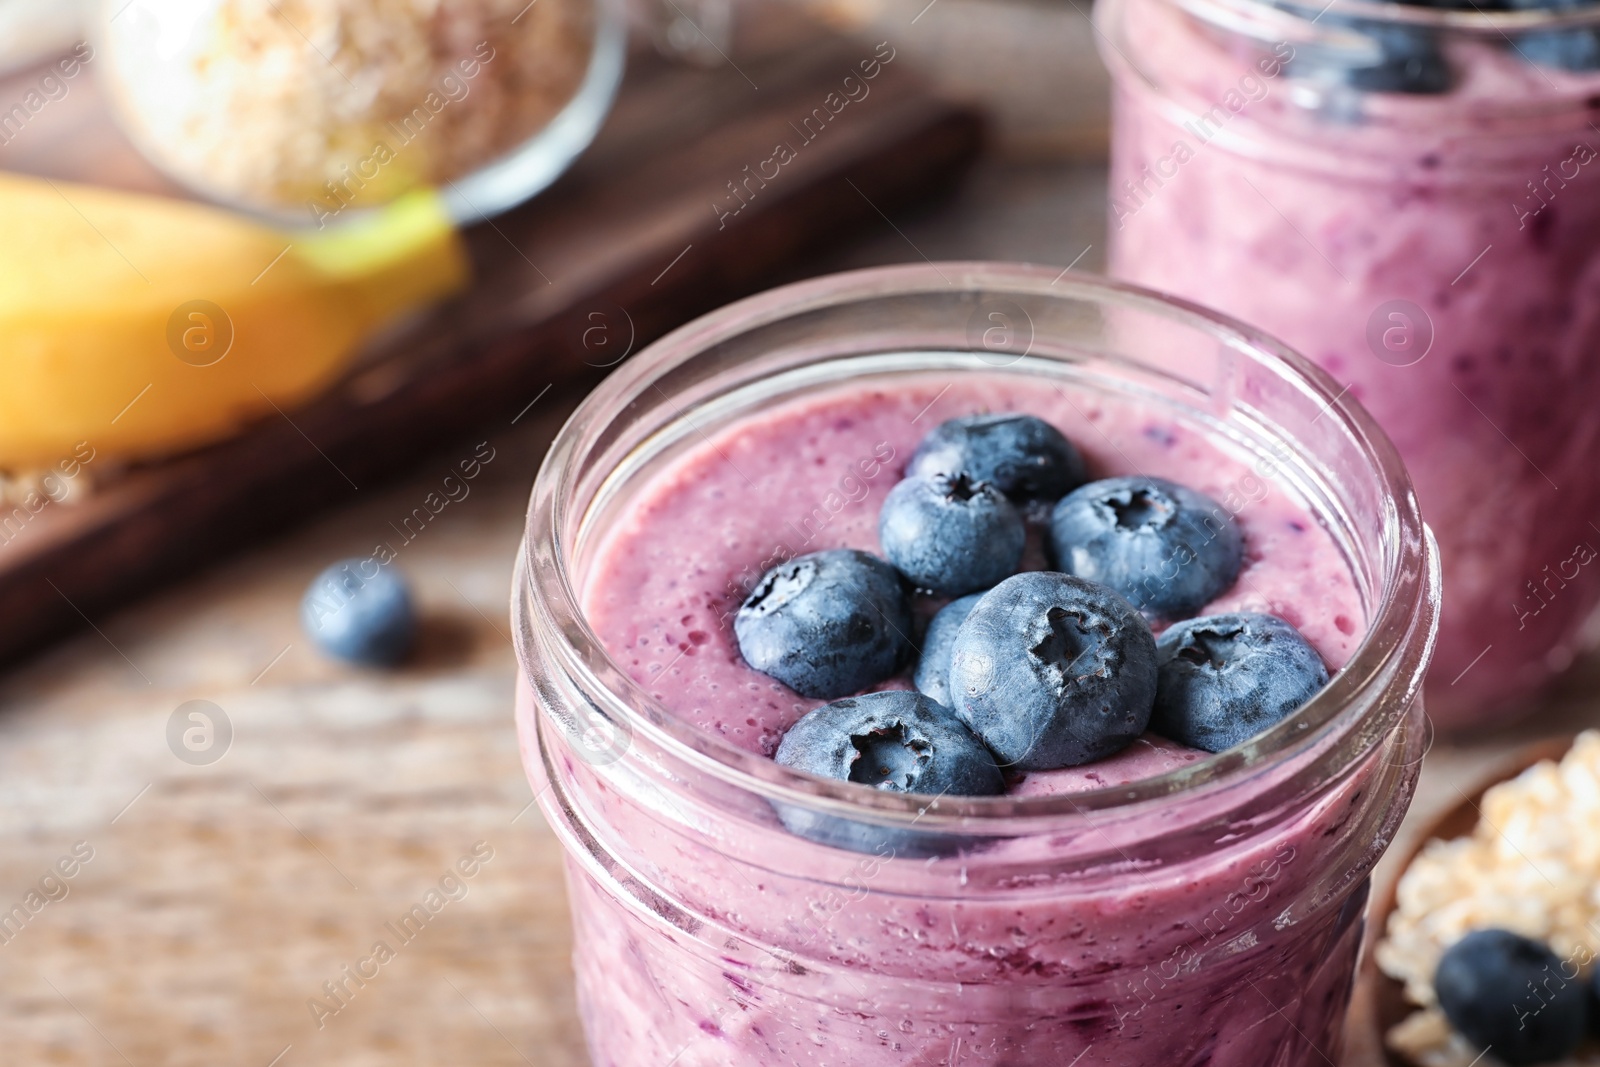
[1435,929,1586,1065]
[1518,28,1600,71]
[1150,613,1329,753]
[301,559,416,665]
[879,473,1025,595]
[776,690,1005,797]
[1049,475,1242,621]
[913,593,984,706]
[1289,18,1453,94]
[773,690,1004,853]
[948,572,1157,770]
[1498,0,1600,71]
[734,549,912,700]
[908,414,1087,503]
[1346,24,1454,93]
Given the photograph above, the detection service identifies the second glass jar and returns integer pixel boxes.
[1099,0,1600,729]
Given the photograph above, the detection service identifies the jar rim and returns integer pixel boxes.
[516,263,1441,825]
[1176,0,1600,38]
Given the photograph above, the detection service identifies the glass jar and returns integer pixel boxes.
[1097,0,1600,729]
[511,264,1441,1066]
[96,0,627,227]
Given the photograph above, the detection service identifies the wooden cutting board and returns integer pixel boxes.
[0,6,982,669]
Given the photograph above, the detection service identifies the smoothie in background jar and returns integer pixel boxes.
[1098,0,1600,729]
[511,266,1440,1066]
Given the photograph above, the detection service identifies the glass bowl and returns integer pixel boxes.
[95,0,626,229]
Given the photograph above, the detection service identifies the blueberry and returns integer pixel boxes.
[908,414,1086,503]
[913,593,984,706]
[1048,475,1242,621]
[773,690,1004,853]
[734,549,912,700]
[1289,19,1453,94]
[948,572,1157,770]
[1150,613,1329,753]
[1517,28,1600,71]
[1498,0,1600,71]
[1346,24,1454,93]
[878,474,1025,595]
[301,558,416,665]
[1436,929,1586,1065]
[776,690,1005,797]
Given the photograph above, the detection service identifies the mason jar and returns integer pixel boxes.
[511,264,1441,1066]
[1098,0,1600,729]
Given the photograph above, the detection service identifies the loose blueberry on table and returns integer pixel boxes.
[301,558,417,666]
[727,411,1332,848]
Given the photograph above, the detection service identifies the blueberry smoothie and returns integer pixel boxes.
[526,377,1387,1064]
[580,379,1360,761]
[1099,0,1600,727]
[512,267,1438,1067]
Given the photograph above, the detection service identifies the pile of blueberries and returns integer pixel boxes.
[1293,0,1600,96]
[1435,928,1595,1065]
[733,413,1331,840]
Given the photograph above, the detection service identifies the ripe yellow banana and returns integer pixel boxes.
[0,173,469,469]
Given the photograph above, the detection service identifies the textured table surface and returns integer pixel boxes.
[0,395,590,1067]
[3,154,1597,1066]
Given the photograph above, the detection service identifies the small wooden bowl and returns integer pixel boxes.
[1357,736,1577,1066]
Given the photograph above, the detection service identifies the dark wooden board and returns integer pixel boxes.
[0,7,983,668]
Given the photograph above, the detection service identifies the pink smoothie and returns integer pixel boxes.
[524,374,1393,1065]
[582,376,1362,766]
[1101,0,1600,727]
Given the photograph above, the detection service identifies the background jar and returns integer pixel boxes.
[511,264,1441,1066]
[1098,0,1600,730]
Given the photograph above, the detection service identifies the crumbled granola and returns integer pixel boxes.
[1378,731,1600,1066]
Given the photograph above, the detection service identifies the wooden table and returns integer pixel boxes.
[0,394,592,1066]
[2,145,1596,1064]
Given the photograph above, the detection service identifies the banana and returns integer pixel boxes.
[0,173,469,469]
